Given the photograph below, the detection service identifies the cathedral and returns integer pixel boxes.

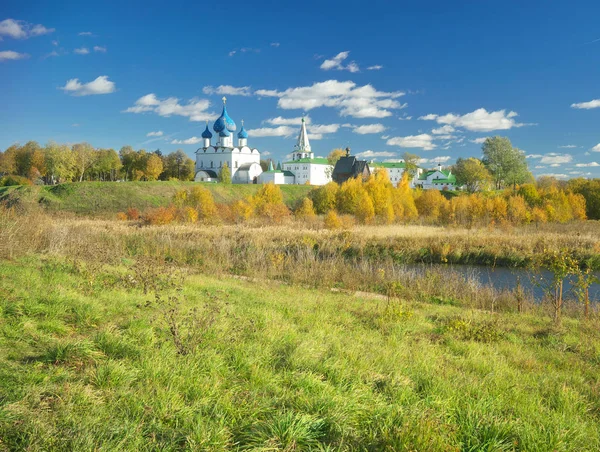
[194,97,263,184]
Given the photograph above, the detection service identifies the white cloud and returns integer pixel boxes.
[526,154,543,159]
[255,80,405,118]
[353,124,386,134]
[203,85,251,97]
[93,46,106,53]
[367,65,383,70]
[592,144,600,152]
[147,131,163,137]
[539,173,568,180]
[0,50,29,61]
[320,51,359,72]
[575,162,600,167]
[247,126,296,137]
[571,99,600,110]
[540,154,572,164]
[419,108,527,132]
[51,40,58,46]
[387,134,436,151]
[419,156,451,164]
[124,93,213,121]
[559,145,577,148]
[44,50,60,58]
[228,50,236,57]
[78,31,93,36]
[171,136,201,145]
[431,125,455,135]
[74,47,89,55]
[60,75,116,96]
[248,122,339,139]
[264,116,311,126]
[398,114,412,121]
[470,137,488,144]
[0,19,54,39]
[270,42,280,47]
[356,150,395,158]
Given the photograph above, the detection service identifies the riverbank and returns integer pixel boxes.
[1,256,599,450]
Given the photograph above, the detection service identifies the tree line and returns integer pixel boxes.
[0,141,197,184]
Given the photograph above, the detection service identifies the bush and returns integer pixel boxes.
[0,175,32,186]
[126,207,140,220]
[294,198,316,220]
[324,211,342,229]
[143,206,177,225]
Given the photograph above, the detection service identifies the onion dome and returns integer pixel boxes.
[213,97,236,133]
[219,128,231,137]
[201,121,213,139]
[238,120,248,139]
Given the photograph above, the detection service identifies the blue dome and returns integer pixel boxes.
[219,128,231,137]
[238,123,248,139]
[201,124,213,139]
[213,103,236,133]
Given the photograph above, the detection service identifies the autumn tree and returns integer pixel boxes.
[364,170,394,223]
[72,142,96,182]
[44,142,75,183]
[309,182,338,214]
[187,186,217,221]
[327,148,346,166]
[294,197,316,220]
[145,154,163,181]
[392,172,418,221]
[453,157,491,192]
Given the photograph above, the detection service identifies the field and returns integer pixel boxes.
[1,183,600,450]
[1,256,599,451]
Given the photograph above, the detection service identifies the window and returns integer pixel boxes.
[210,161,213,168]
[235,161,238,168]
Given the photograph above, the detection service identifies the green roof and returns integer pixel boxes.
[264,170,295,177]
[418,169,456,183]
[283,157,330,165]
[370,162,406,169]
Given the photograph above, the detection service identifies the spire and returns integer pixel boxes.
[276,161,282,171]
[295,116,311,153]
[268,160,274,171]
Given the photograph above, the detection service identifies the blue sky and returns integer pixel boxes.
[1,0,600,178]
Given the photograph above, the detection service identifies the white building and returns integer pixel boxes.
[195,97,263,184]
[415,164,457,190]
[258,161,296,185]
[281,119,333,185]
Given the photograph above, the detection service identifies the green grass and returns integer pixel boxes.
[0,181,313,215]
[1,256,599,450]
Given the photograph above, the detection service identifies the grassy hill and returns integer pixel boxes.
[1,256,599,450]
[0,181,313,215]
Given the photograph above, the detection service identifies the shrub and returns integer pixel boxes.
[324,211,342,229]
[172,189,188,208]
[0,175,32,186]
[294,198,316,220]
[186,186,217,221]
[143,206,177,225]
[231,199,254,223]
[126,207,140,220]
[116,212,128,221]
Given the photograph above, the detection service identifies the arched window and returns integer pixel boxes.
[235,161,238,168]
[210,161,213,168]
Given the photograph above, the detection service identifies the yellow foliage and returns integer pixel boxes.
[507,195,530,225]
[337,177,367,215]
[532,206,548,224]
[231,199,254,222]
[324,210,342,229]
[295,198,316,220]
[116,212,128,221]
[172,189,188,208]
[355,191,375,224]
[415,189,448,222]
[364,170,394,224]
[181,206,198,223]
[309,182,338,214]
[186,186,217,220]
[568,193,586,220]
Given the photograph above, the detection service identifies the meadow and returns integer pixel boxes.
[1,182,600,450]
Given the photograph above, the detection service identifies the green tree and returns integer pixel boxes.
[219,162,231,184]
[453,157,492,192]
[145,154,163,181]
[309,182,338,214]
[44,142,75,183]
[119,146,136,181]
[402,152,420,179]
[481,137,529,190]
